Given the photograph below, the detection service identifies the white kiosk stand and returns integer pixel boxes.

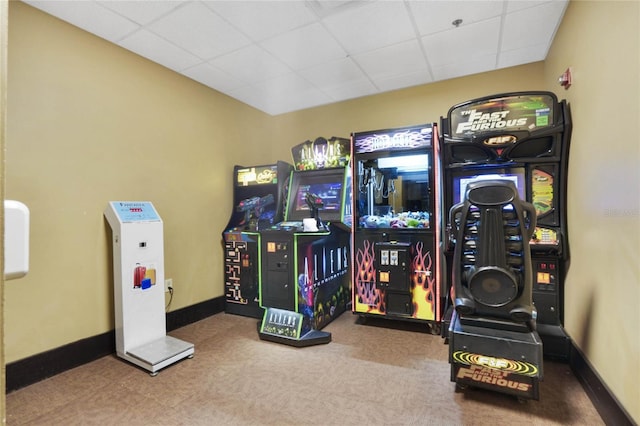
[105,201,194,375]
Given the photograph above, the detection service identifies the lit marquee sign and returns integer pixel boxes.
[449,93,556,138]
[354,126,432,154]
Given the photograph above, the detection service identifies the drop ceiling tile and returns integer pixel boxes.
[275,89,333,114]
[226,84,268,111]
[298,57,367,89]
[409,0,505,36]
[431,54,497,81]
[182,62,246,94]
[97,0,183,26]
[498,44,548,69]
[210,45,290,85]
[506,0,565,14]
[353,39,428,82]
[24,0,140,42]
[261,22,347,70]
[25,0,569,115]
[306,0,369,19]
[422,17,501,67]
[502,1,568,52]
[323,79,378,102]
[147,1,251,60]
[231,75,332,115]
[203,1,317,41]
[117,28,202,72]
[259,72,324,98]
[373,69,432,93]
[322,1,416,54]
[265,73,331,111]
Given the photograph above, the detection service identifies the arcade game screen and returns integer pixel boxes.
[451,167,526,207]
[229,164,281,228]
[293,182,342,213]
[287,170,345,222]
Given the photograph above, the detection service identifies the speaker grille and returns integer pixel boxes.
[450,145,492,163]
[468,266,517,306]
[508,136,554,159]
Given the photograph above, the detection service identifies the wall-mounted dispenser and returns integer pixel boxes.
[4,200,30,280]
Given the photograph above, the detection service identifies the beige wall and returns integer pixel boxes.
[1,0,8,418]
[543,1,639,421]
[4,0,638,423]
[5,1,269,362]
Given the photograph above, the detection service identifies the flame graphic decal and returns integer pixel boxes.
[411,241,435,318]
[354,240,384,313]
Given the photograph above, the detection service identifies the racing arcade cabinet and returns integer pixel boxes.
[351,124,444,332]
[223,161,293,318]
[258,137,352,347]
[441,91,573,360]
[448,180,543,401]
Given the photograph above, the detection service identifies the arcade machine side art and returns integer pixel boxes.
[258,137,352,347]
[351,124,444,333]
[223,161,293,318]
[440,91,573,360]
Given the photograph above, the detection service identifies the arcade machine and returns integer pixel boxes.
[351,124,444,332]
[258,137,352,347]
[441,92,572,358]
[223,161,293,318]
[447,179,543,400]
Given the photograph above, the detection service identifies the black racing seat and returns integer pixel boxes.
[449,179,537,325]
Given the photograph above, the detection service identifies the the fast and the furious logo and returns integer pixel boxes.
[452,351,538,393]
[456,364,532,392]
[456,109,528,134]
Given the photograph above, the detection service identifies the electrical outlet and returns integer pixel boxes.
[165,278,173,292]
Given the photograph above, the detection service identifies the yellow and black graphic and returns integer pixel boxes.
[452,351,539,377]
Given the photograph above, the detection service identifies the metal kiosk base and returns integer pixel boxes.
[449,312,543,401]
[121,335,194,376]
